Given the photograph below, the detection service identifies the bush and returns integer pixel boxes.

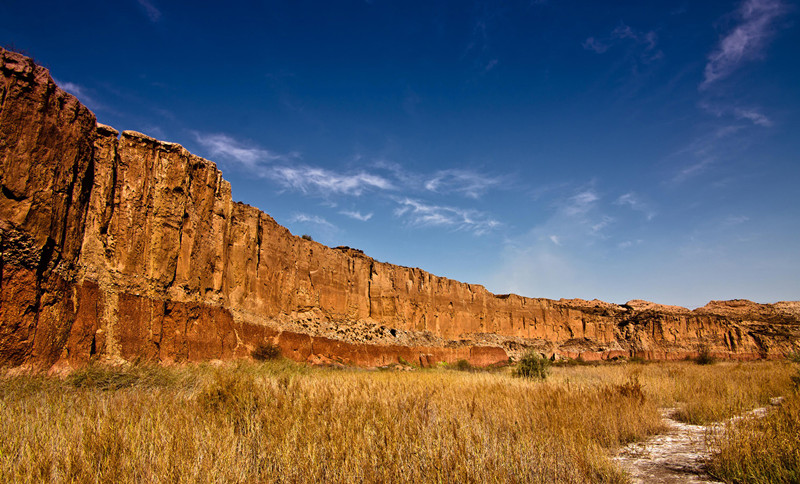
[514,350,551,380]
[301,234,313,241]
[252,342,281,361]
[695,345,715,365]
[453,359,473,372]
[611,376,646,404]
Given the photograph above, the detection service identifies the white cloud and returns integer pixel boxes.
[582,37,609,53]
[137,0,162,22]
[424,169,504,199]
[394,198,500,235]
[340,210,373,221]
[701,0,786,88]
[670,125,745,183]
[549,235,561,246]
[700,102,774,127]
[54,79,104,112]
[193,132,292,168]
[590,215,614,236]
[724,215,750,226]
[561,190,599,216]
[615,192,656,220]
[583,23,662,60]
[193,132,392,197]
[273,166,393,196]
[617,239,643,249]
[675,157,716,182]
[291,213,335,228]
[734,108,773,126]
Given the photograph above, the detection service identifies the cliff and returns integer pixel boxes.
[2,48,799,370]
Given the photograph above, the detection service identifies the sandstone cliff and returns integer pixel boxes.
[1,48,798,370]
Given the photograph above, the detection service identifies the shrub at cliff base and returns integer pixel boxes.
[514,350,551,379]
[252,342,282,361]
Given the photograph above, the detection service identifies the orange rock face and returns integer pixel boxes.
[1,48,799,370]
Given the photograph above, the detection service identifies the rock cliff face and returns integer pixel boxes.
[2,48,799,370]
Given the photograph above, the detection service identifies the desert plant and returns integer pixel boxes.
[251,342,281,361]
[695,344,715,365]
[515,350,551,380]
[453,359,473,372]
[611,375,646,404]
[301,234,313,241]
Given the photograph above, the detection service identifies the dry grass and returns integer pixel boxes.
[0,359,795,483]
[707,390,800,484]
[548,360,796,424]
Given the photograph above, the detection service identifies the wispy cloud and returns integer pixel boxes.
[671,125,745,183]
[724,215,750,226]
[701,0,787,89]
[590,215,614,236]
[136,0,162,22]
[394,198,499,235]
[734,108,773,126]
[699,102,774,127]
[273,166,393,196]
[54,79,105,112]
[617,239,643,249]
[340,210,373,221]
[583,23,662,61]
[615,192,656,220]
[582,37,609,53]
[424,169,504,199]
[193,132,392,197]
[561,189,599,216]
[193,132,293,168]
[291,213,335,228]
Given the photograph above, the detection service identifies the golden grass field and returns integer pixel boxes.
[1,357,797,483]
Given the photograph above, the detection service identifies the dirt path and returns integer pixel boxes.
[614,398,782,483]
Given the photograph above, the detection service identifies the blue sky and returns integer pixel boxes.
[3,0,798,308]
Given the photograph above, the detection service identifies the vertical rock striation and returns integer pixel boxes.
[1,48,798,370]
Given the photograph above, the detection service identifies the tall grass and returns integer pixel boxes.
[0,359,794,483]
[708,391,800,483]
[549,360,795,424]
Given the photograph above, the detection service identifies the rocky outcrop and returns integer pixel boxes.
[1,48,799,370]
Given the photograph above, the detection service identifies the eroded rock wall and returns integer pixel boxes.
[1,48,798,370]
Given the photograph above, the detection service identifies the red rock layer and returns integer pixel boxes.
[1,48,798,370]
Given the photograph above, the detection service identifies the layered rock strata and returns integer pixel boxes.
[1,48,798,370]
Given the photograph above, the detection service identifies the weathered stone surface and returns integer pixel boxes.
[1,48,799,370]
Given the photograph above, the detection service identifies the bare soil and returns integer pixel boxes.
[614,399,782,483]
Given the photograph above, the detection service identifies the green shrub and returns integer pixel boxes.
[514,350,551,380]
[453,359,473,372]
[252,342,281,361]
[695,345,715,365]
